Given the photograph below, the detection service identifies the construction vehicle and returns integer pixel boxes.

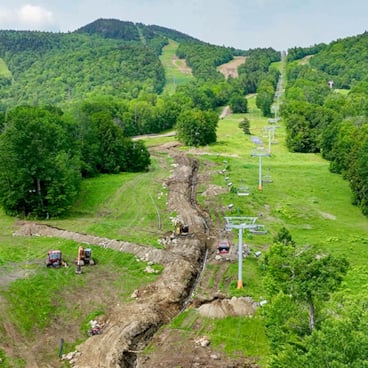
[173,218,189,236]
[46,250,67,268]
[217,240,230,254]
[75,246,95,266]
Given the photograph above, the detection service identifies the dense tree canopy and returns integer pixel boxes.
[0,102,152,218]
[176,109,218,146]
[0,28,166,106]
[0,106,81,217]
[264,239,349,367]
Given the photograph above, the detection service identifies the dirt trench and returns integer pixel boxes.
[15,148,214,367]
[70,151,212,368]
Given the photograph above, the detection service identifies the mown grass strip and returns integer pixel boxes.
[0,58,12,78]
[160,39,193,95]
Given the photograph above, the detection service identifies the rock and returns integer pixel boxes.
[131,289,139,299]
[61,351,76,361]
[145,266,156,273]
[194,336,210,347]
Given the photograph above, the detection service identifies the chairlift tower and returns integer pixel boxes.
[251,149,270,190]
[264,125,280,154]
[224,217,258,289]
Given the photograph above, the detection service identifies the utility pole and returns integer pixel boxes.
[224,217,258,289]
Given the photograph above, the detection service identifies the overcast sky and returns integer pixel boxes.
[0,0,367,50]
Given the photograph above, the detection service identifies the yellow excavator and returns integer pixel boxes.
[174,219,189,236]
[75,246,95,274]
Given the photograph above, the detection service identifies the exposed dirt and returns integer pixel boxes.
[172,56,192,75]
[5,142,260,368]
[220,105,231,119]
[217,56,246,79]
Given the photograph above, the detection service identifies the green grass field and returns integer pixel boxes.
[44,154,174,246]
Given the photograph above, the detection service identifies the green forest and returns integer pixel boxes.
[0,18,281,218]
[1,17,368,368]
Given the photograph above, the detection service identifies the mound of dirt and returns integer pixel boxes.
[197,297,258,318]
[201,184,228,197]
[135,329,259,368]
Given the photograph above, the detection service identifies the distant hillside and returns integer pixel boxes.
[308,32,368,88]
[0,31,165,106]
[0,18,248,108]
[75,18,141,41]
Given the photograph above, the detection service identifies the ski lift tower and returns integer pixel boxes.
[224,216,258,289]
[264,125,280,154]
[251,148,270,190]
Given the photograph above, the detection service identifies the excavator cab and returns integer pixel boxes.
[174,221,189,236]
[83,248,94,264]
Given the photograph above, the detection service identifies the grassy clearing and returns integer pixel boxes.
[195,95,368,295]
[160,39,193,95]
[0,58,11,78]
[4,241,161,336]
[45,155,173,246]
[0,155,168,363]
[168,309,269,366]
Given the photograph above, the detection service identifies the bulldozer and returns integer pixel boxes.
[46,250,68,268]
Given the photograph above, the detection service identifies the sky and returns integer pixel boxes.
[0,0,367,51]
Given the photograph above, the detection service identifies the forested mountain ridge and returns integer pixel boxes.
[0,27,166,106]
[0,18,250,108]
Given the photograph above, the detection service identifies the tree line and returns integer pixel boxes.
[282,31,368,215]
[0,104,150,218]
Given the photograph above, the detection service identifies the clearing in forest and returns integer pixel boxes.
[160,39,193,94]
[217,56,246,78]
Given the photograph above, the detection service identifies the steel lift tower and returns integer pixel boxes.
[224,216,258,289]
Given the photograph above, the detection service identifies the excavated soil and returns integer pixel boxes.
[217,56,246,79]
[5,142,260,368]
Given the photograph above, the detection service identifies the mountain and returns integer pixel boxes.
[0,18,249,108]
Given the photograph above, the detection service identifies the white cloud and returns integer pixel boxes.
[18,4,54,27]
[0,4,55,30]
